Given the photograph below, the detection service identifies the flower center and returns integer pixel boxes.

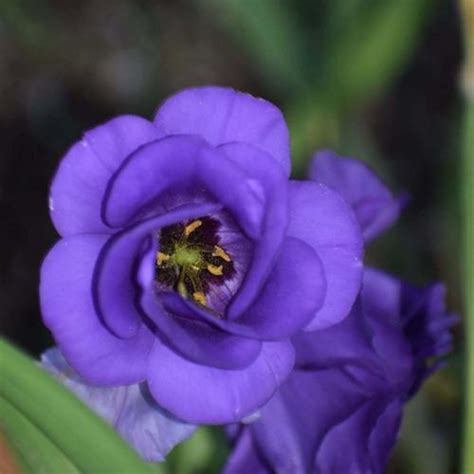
[155,216,235,309]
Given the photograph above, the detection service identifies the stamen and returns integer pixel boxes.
[193,291,207,305]
[207,264,223,276]
[184,219,202,237]
[213,245,231,262]
[156,252,170,265]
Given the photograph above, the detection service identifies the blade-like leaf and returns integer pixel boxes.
[0,338,154,474]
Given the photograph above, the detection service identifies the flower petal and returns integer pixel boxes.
[235,237,326,339]
[309,150,408,241]
[95,202,220,339]
[147,340,295,424]
[50,116,161,236]
[287,181,363,330]
[40,235,153,385]
[142,291,262,370]
[154,86,291,174]
[103,135,264,238]
[42,348,196,462]
[217,142,289,319]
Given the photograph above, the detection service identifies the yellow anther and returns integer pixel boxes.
[193,291,207,305]
[184,219,202,237]
[156,252,170,265]
[213,245,231,262]
[207,264,223,276]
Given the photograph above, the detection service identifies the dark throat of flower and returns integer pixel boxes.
[154,216,235,311]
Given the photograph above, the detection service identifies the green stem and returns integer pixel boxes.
[461,2,474,472]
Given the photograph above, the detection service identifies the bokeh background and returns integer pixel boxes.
[0,1,466,472]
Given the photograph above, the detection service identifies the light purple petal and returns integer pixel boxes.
[154,86,291,174]
[147,340,295,424]
[309,150,407,241]
[287,181,363,330]
[40,235,153,385]
[42,348,196,462]
[50,116,161,236]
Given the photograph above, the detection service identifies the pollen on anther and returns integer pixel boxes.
[207,264,223,276]
[184,220,202,237]
[193,291,206,305]
[156,252,170,265]
[213,245,231,262]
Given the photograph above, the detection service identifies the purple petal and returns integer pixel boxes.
[103,135,264,238]
[42,348,196,462]
[154,86,291,175]
[217,142,289,320]
[287,181,363,330]
[223,430,271,474]
[309,150,408,241]
[142,291,262,370]
[40,235,153,385]
[249,369,369,473]
[95,202,220,339]
[235,237,326,339]
[146,340,295,424]
[50,116,161,236]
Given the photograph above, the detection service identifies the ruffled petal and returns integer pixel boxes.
[50,116,161,236]
[154,86,291,174]
[42,348,197,462]
[146,340,295,424]
[309,150,408,241]
[94,202,220,339]
[217,142,289,319]
[40,235,153,385]
[287,181,363,330]
[103,135,264,238]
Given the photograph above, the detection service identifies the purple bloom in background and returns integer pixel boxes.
[224,270,456,474]
[310,150,408,242]
[40,86,363,431]
[223,153,456,474]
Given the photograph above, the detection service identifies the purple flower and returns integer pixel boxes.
[223,153,456,474]
[40,87,363,426]
[224,269,456,474]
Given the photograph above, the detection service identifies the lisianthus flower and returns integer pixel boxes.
[223,269,456,474]
[40,87,363,429]
[223,153,456,474]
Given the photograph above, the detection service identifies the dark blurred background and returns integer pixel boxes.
[0,1,464,472]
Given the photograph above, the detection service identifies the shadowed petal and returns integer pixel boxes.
[40,235,153,385]
[154,86,291,174]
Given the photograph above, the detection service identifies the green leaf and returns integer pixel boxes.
[0,338,154,474]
